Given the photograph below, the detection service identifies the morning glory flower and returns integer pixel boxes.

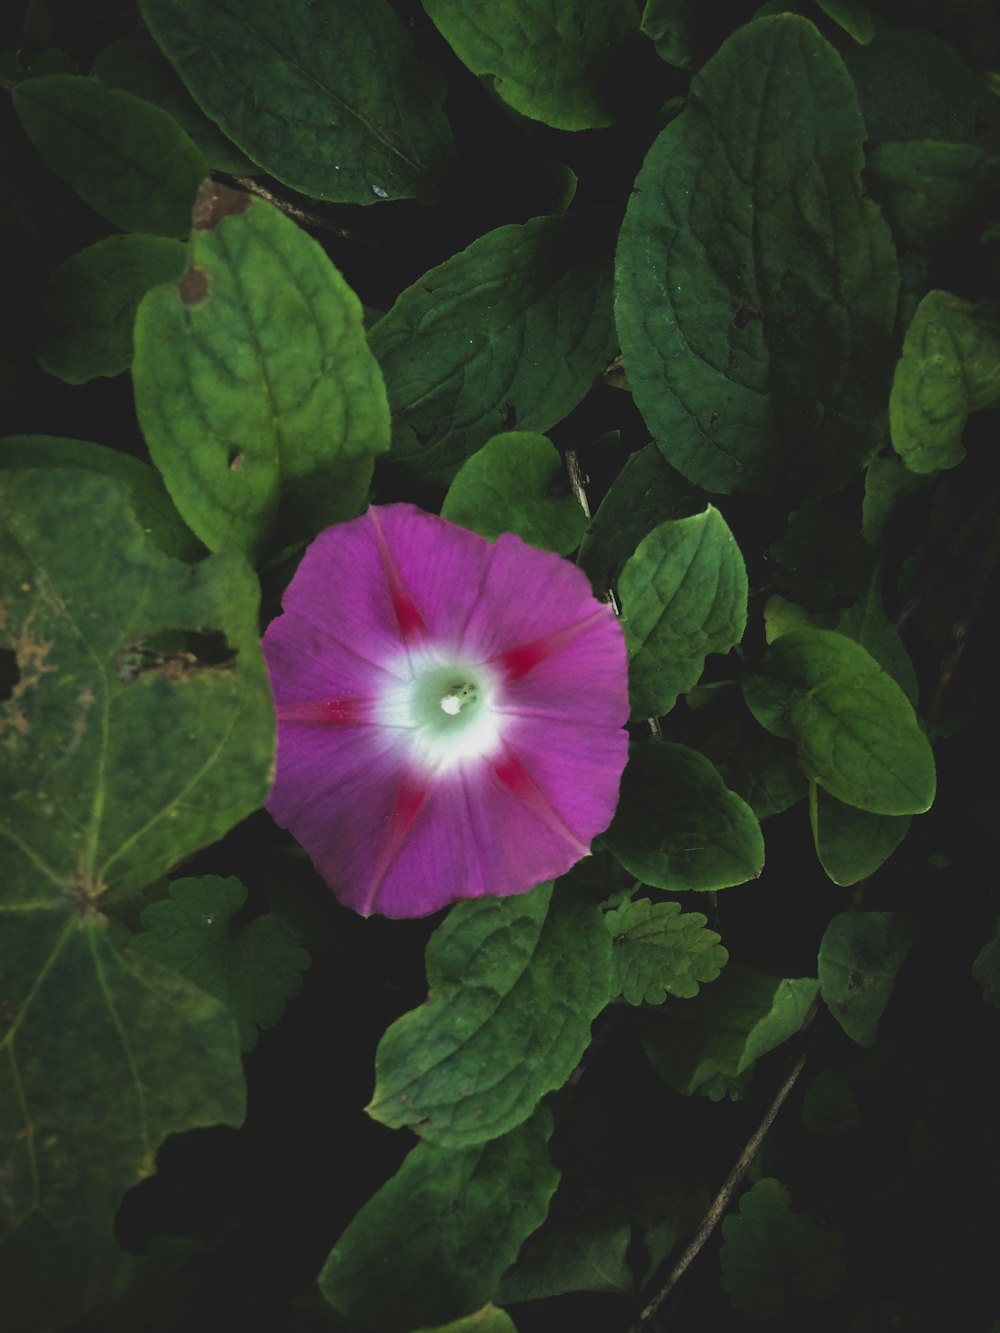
[262,503,629,919]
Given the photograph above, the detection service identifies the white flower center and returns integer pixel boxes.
[376,651,503,774]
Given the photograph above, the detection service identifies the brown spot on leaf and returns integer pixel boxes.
[192,178,251,232]
[733,300,762,330]
[118,628,237,685]
[67,864,108,925]
[709,410,721,426]
[229,450,245,472]
[179,264,210,307]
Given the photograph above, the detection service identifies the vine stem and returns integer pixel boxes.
[215,173,357,239]
[630,1003,817,1330]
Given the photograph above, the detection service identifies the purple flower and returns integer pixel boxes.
[262,504,630,919]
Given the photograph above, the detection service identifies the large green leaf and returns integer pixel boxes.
[441,432,586,554]
[618,506,747,718]
[38,234,187,385]
[132,876,310,1052]
[498,1206,633,1300]
[809,785,910,887]
[742,630,936,815]
[866,140,1000,251]
[818,911,917,1046]
[139,0,455,204]
[319,1108,559,1332]
[641,965,818,1099]
[0,468,271,1328]
[889,290,1000,475]
[367,882,611,1148]
[606,898,728,1003]
[370,213,616,482]
[133,184,390,561]
[423,0,637,130]
[12,74,206,236]
[837,571,918,704]
[603,742,764,892]
[615,14,898,493]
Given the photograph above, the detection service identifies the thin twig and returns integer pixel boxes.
[631,1004,817,1330]
[564,448,592,520]
[215,174,357,239]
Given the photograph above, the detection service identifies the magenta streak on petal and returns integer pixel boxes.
[490,747,591,859]
[368,506,427,642]
[275,699,368,726]
[358,773,430,917]
[489,607,611,681]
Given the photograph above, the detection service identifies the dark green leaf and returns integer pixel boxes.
[720,1178,845,1319]
[866,140,1000,251]
[742,629,936,815]
[712,724,807,821]
[809,784,910,886]
[801,1069,862,1135]
[132,875,310,1052]
[133,185,390,561]
[815,0,873,44]
[411,1309,518,1333]
[606,898,728,1003]
[139,0,455,204]
[889,290,1000,474]
[370,213,616,482]
[423,0,637,130]
[0,435,201,562]
[603,742,764,892]
[319,1108,559,1333]
[615,14,898,493]
[498,1207,633,1300]
[818,911,918,1046]
[861,455,926,549]
[640,0,699,68]
[38,234,187,385]
[12,74,206,236]
[837,571,919,704]
[367,882,612,1148]
[973,921,1000,1007]
[641,964,818,1098]
[618,506,747,718]
[441,432,586,553]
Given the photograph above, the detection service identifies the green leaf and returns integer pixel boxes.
[615,14,898,493]
[640,0,700,68]
[720,1178,845,1319]
[762,595,819,643]
[837,571,918,704]
[139,0,455,204]
[861,455,926,549]
[603,742,764,892]
[618,506,748,718]
[12,74,206,236]
[498,1207,633,1300]
[973,921,1000,1007]
[38,234,187,385]
[411,1308,518,1333]
[370,213,616,482]
[818,911,917,1046]
[815,0,873,44]
[0,468,273,899]
[577,443,703,595]
[889,290,1000,475]
[132,875,310,1052]
[441,432,586,554]
[866,140,1000,251]
[742,629,936,815]
[606,898,728,1003]
[0,921,245,1332]
[641,964,818,1098]
[367,882,612,1148]
[713,724,808,821]
[809,784,910,887]
[92,33,256,175]
[319,1108,559,1333]
[423,0,637,130]
[133,185,390,561]
[0,435,201,562]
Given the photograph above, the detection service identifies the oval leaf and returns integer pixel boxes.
[818,910,918,1047]
[809,783,910,887]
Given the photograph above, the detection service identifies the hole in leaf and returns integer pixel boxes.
[118,629,236,685]
[229,449,244,471]
[0,647,19,702]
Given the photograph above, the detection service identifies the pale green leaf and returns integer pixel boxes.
[606,898,727,1003]
[818,911,917,1046]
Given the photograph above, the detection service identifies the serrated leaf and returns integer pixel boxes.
[12,74,206,236]
[319,1108,558,1333]
[889,290,1000,475]
[973,922,1000,1007]
[606,898,727,1003]
[818,911,917,1046]
[38,234,187,385]
[641,965,818,1098]
[132,875,310,1052]
[615,14,898,494]
[498,1207,633,1301]
[603,742,764,892]
[809,784,910,887]
[367,882,611,1148]
[133,184,390,561]
[370,213,616,482]
[441,432,586,554]
[92,33,255,175]
[742,629,936,815]
[618,506,747,718]
[411,1308,518,1333]
[837,572,918,704]
[720,1178,845,1319]
[0,435,201,562]
[866,140,1000,251]
[423,0,637,130]
[139,0,455,204]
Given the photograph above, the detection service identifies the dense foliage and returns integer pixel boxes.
[3,1,1000,1330]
